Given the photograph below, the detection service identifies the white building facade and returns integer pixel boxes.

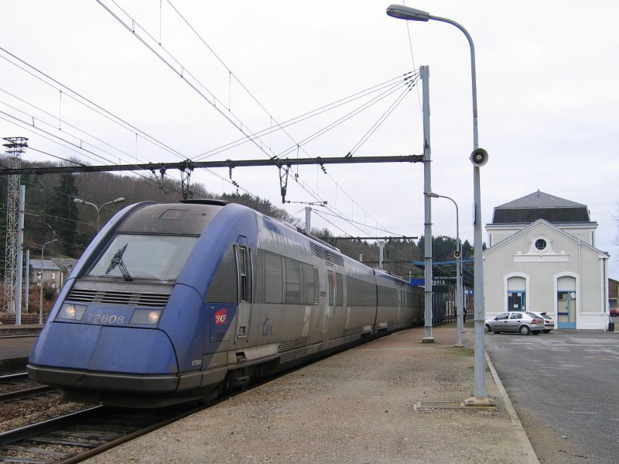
[484,191,610,330]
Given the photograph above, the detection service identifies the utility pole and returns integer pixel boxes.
[15,185,25,324]
[420,66,434,343]
[3,137,28,314]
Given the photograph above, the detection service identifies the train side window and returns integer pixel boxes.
[264,252,283,304]
[284,258,301,304]
[336,273,344,306]
[301,263,316,305]
[377,285,397,307]
[328,270,334,305]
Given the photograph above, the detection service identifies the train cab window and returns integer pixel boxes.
[87,234,197,281]
[206,247,238,303]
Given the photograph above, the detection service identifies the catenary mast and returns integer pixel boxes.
[3,137,28,313]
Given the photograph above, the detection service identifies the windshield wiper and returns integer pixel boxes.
[105,244,133,281]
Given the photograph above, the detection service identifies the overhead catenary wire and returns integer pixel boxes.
[312,208,409,238]
[192,72,417,161]
[0,48,251,197]
[346,76,418,157]
[162,0,422,246]
[96,0,418,239]
[1,3,420,244]
[275,75,416,158]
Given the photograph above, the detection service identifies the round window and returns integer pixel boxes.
[535,239,547,251]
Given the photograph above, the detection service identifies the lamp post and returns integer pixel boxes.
[39,238,58,324]
[73,197,126,231]
[387,4,492,405]
[428,192,463,346]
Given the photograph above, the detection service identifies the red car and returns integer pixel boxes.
[611,307,619,318]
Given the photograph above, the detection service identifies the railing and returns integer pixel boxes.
[0,313,46,325]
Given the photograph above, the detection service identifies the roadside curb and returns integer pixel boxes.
[486,351,540,464]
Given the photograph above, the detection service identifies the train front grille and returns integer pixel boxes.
[67,288,170,307]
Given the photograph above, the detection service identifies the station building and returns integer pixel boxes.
[483,190,610,330]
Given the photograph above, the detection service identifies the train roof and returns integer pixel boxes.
[117,201,226,235]
[179,198,229,206]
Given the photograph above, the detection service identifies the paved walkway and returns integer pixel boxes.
[85,323,539,464]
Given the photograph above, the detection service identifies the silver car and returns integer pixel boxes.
[529,311,555,333]
[485,311,545,335]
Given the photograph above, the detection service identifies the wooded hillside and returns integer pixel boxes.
[0,158,473,280]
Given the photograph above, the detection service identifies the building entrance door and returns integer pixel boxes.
[507,292,525,311]
[557,276,577,329]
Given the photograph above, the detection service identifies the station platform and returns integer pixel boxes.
[83,323,539,464]
[0,324,40,373]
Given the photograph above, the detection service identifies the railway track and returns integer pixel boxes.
[0,372,28,383]
[0,403,205,463]
[0,372,56,404]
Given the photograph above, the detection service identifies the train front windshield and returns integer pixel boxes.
[87,234,198,281]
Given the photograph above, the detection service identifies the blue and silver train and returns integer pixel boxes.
[28,199,423,407]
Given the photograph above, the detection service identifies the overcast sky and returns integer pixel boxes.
[2,1,619,276]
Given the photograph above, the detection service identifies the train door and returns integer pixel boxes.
[398,287,404,322]
[322,268,344,340]
[234,240,252,344]
[321,268,336,339]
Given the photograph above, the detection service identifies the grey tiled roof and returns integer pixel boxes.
[492,190,591,224]
[29,259,60,271]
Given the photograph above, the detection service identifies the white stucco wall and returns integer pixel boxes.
[483,221,608,330]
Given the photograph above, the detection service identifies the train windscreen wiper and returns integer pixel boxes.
[105,243,133,281]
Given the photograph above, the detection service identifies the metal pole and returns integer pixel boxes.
[15,185,25,325]
[420,65,434,343]
[74,197,125,232]
[40,239,58,324]
[385,5,491,404]
[305,206,312,235]
[432,14,492,406]
[39,249,44,325]
[430,193,462,346]
[24,249,30,314]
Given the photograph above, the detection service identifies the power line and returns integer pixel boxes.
[95,1,420,240]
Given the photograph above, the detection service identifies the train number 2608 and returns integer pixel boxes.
[87,314,125,324]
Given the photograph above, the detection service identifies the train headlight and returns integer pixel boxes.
[56,303,87,321]
[130,309,162,326]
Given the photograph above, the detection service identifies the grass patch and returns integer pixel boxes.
[453,346,474,357]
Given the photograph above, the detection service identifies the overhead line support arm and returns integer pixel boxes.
[0,155,423,176]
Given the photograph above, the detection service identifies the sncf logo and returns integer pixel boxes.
[214,309,228,325]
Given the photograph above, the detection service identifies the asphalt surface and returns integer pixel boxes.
[485,329,619,464]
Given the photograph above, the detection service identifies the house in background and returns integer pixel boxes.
[609,278,619,313]
[484,190,610,330]
[29,258,77,291]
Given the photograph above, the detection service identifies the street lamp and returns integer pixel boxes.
[428,192,463,346]
[387,4,492,405]
[73,197,126,231]
[39,238,58,324]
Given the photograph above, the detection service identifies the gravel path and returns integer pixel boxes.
[86,325,537,464]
